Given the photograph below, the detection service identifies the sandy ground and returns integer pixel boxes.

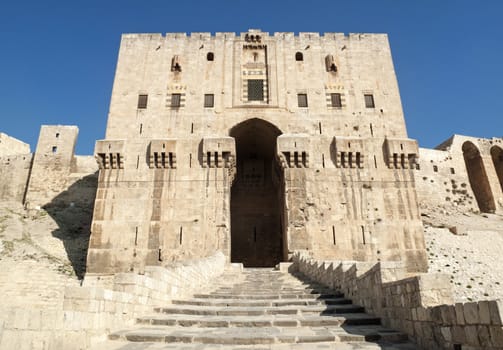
[421,204,503,302]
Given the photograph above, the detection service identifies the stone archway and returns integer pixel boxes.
[462,141,496,213]
[491,146,503,192]
[229,118,284,267]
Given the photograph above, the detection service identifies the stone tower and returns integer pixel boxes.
[86,29,427,274]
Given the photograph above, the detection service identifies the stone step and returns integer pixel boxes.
[212,287,336,293]
[102,269,417,349]
[154,304,365,316]
[171,296,352,307]
[109,325,407,345]
[193,292,343,300]
[137,313,381,327]
[94,340,418,350]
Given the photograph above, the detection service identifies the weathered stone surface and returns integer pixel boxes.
[106,269,415,348]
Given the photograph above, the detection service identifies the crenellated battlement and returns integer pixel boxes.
[120,30,387,42]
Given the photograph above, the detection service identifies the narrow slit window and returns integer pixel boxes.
[137,94,148,109]
[330,93,342,108]
[298,93,308,107]
[364,94,375,108]
[204,94,214,108]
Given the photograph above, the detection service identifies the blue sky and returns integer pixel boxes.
[1,0,502,154]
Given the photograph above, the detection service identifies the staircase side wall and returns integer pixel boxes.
[293,252,503,350]
[0,251,226,350]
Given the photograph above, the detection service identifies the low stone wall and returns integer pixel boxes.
[293,252,503,350]
[0,251,226,350]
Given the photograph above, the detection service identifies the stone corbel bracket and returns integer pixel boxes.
[333,136,365,168]
[383,138,419,169]
[95,140,126,169]
[202,136,236,168]
[148,139,177,169]
[277,134,310,168]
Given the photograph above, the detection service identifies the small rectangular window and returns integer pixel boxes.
[298,93,308,107]
[433,165,438,172]
[171,94,181,108]
[330,93,342,108]
[137,94,148,109]
[247,80,264,101]
[52,146,57,153]
[364,94,375,108]
[204,94,214,108]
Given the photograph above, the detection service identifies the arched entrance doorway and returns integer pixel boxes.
[229,118,284,267]
[491,146,503,192]
[462,141,496,213]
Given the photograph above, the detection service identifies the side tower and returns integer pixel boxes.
[87,30,427,274]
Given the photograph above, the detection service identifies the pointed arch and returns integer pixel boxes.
[229,118,285,267]
[462,141,495,213]
[491,145,503,192]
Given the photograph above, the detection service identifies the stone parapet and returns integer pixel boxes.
[292,252,503,350]
[0,251,226,350]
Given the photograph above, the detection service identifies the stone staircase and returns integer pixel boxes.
[97,268,418,349]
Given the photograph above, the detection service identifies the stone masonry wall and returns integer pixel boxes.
[0,251,226,350]
[416,135,503,214]
[88,30,427,273]
[0,154,32,202]
[0,133,30,156]
[293,252,503,349]
[0,133,32,202]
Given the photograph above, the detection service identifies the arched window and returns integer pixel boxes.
[295,52,303,61]
[207,52,214,61]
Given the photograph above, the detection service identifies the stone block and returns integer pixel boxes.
[477,325,492,348]
[464,302,480,325]
[478,300,491,325]
[455,303,465,325]
[464,325,480,346]
[27,310,42,330]
[64,286,96,300]
[440,304,456,324]
[489,326,503,346]
[489,300,503,325]
[450,325,466,344]
[440,326,451,342]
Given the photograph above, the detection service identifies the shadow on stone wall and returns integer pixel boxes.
[42,172,98,279]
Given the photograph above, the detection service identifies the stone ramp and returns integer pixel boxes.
[96,268,418,349]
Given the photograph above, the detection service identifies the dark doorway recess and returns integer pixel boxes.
[229,118,285,267]
[490,146,503,192]
[462,141,495,213]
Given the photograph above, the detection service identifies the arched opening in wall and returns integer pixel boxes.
[229,118,285,267]
[462,141,496,213]
[490,146,503,192]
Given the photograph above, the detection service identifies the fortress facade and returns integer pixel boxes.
[1,30,502,276]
